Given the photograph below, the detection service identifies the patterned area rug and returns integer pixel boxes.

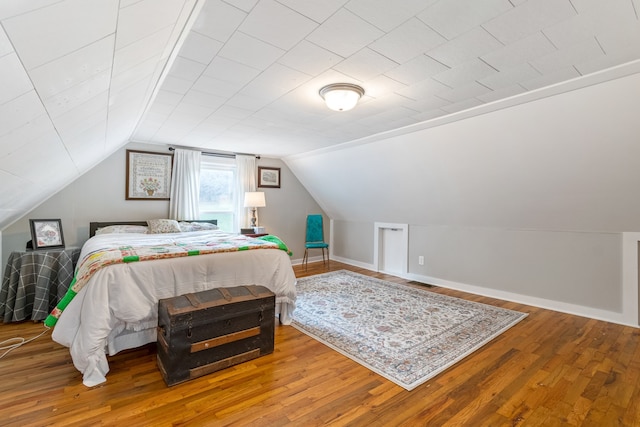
[291,270,528,391]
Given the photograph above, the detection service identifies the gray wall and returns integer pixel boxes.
[2,142,325,272]
[253,157,328,262]
[332,220,373,265]
[408,226,621,312]
[287,70,640,324]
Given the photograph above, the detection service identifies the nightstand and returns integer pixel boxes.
[0,248,80,322]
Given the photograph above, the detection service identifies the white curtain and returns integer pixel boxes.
[235,154,257,232]
[169,148,201,220]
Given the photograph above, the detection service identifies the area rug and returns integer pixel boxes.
[291,270,528,391]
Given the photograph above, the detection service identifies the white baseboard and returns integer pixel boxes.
[403,272,635,328]
[330,255,375,271]
[331,256,638,328]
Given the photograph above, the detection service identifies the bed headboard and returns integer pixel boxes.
[89,220,218,237]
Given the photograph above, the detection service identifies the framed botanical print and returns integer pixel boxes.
[29,219,65,250]
[126,149,172,200]
[258,166,281,188]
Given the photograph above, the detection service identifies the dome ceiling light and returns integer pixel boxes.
[319,83,364,112]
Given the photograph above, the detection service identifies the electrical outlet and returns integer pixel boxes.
[418,256,424,265]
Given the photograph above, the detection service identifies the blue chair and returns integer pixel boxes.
[303,214,329,269]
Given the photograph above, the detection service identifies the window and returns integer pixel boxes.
[198,157,236,231]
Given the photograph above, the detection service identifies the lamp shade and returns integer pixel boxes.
[244,191,266,208]
[319,83,364,112]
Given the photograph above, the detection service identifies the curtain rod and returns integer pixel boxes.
[168,146,260,159]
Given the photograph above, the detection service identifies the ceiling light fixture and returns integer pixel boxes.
[319,83,364,112]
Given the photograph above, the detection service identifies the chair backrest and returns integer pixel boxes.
[305,214,324,243]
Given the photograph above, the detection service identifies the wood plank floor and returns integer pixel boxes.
[1,261,639,426]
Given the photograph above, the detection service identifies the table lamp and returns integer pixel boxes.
[244,192,266,227]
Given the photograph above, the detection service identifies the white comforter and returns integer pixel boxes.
[51,231,296,387]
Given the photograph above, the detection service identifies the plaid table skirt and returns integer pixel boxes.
[1,248,80,322]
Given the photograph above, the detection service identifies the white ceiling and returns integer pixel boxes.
[0,0,639,227]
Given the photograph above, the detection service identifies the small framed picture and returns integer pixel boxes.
[258,166,281,188]
[29,219,65,250]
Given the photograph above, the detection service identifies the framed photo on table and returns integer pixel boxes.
[258,166,281,188]
[126,149,172,200]
[29,219,65,250]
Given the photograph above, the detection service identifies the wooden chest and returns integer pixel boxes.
[156,285,275,386]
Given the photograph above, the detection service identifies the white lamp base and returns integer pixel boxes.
[250,208,257,227]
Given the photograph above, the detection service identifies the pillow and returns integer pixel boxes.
[95,225,148,235]
[178,221,219,232]
[147,219,181,234]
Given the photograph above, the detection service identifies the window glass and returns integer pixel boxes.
[199,157,236,232]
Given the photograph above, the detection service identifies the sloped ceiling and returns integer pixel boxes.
[1,0,639,230]
[0,0,199,228]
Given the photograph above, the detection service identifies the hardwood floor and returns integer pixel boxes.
[1,261,639,426]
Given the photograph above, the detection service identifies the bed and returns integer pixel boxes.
[48,220,297,387]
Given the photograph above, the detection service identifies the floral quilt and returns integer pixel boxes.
[44,234,291,327]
